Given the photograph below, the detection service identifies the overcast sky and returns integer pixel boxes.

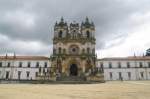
[0,0,150,58]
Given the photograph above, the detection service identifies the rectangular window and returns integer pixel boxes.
[109,72,112,80]
[53,49,56,54]
[0,62,2,67]
[6,71,9,79]
[35,72,38,77]
[109,62,112,68]
[140,72,144,78]
[100,62,103,67]
[118,62,121,68]
[36,62,39,68]
[139,62,143,68]
[44,62,47,68]
[148,62,150,68]
[7,62,10,67]
[27,62,31,68]
[119,72,122,80]
[18,71,21,80]
[100,62,104,72]
[128,72,131,80]
[26,71,30,78]
[19,62,22,67]
[127,62,130,68]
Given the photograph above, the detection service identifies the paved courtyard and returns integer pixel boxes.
[0,81,150,99]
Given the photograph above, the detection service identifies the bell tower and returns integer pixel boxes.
[54,17,68,39]
[81,17,95,39]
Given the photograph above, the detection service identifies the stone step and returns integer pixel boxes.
[56,76,86,81]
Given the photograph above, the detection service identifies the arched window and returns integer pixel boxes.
[58,47,61,54]
[53,48,56,54]
[63,49,66,54]
[82,49,85,54]
[87,48,90,54]
[86,30,90,38]
[58,30,63,38]
[92,49,95,54]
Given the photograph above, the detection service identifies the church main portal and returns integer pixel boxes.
[70,64,78,76]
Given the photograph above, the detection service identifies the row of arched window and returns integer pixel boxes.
[53,47,95,54]
[57,30,92,38]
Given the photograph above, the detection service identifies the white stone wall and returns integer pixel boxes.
[1,57,150,81]
[97,59,150,81]
[0,60,50,80]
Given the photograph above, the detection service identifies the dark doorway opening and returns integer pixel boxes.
[70,64,78,76]
[6,71,9,79]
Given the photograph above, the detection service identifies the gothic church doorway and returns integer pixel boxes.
[70,64,78,76]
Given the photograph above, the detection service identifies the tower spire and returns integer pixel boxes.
[61,16,64,22]
[85,16,89,23]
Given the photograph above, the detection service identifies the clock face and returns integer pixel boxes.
[69,45,79,55]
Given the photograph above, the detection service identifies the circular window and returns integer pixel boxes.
[69,45,79,54]
[72,48,76,52]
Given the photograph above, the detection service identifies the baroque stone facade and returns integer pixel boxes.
[51,17,96,76]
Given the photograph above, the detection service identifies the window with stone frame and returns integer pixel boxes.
[109,62,112,68]
[109,72,112,79]
[44,62,47,68]
[128,72,131,80]
[27,62,31,68]
[53,48,56,54]
[82,48,85,54]
[0,62,2,67]
[58,47,62,54]
[148,62,150,68]
[87,48,90,54]
[92,49,95,54]
[118,62,121,68]
[36,62,39,68]
[26,71,30,78]
[119,72,122,80]
[100,62,104,72]
[39,67,42,73]
[63,48,66,54]
[35,72,38,77]
[7,62,10,67]
[139,62,143,68]
[18,71,21,80]
[86,30,90,38]
[140,72,144,78]
[6,71,9,79]
[19,62,22,67]
[58,30,63,38]
[127,62,130,68]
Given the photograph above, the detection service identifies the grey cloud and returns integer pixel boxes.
[0,0,150,55]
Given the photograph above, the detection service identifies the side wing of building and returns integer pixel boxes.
[0,56,51,80]
[97,56,150,81]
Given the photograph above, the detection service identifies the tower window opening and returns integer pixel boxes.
[86,31,90,38]
[59,30,63,38]
[59,47,62,54]
[87,48,90,54]
[53,49,56,54]
[63,49,66,54]
[82,49,85,54]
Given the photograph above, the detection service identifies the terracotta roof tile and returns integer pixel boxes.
[0,56,49,60]
[98,56,150,61]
